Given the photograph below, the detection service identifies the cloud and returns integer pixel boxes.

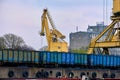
[0,0,42,50]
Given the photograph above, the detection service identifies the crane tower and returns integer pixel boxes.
[88,0,120,54]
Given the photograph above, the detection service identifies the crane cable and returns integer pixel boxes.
[106,0,108,25]
[103,0,108,25]
[47,9,56,29]
[103,0,105,24]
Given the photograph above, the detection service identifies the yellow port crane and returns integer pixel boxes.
[88,0,120,54]
[40,9,68,52]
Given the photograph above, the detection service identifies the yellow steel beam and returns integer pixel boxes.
[93,20,117,42]
[90,41,120,48]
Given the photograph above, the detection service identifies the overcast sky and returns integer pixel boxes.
[0,0,112,50]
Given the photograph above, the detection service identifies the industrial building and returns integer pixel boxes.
[69,22,106,51]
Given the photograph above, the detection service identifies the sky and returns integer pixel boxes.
[0,0,112,50]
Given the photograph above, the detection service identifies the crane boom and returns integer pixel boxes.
[88,0,120,54]
[40,9,68,52]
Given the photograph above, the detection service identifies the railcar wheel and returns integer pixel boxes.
[80,72,86,78]
[36,71,42,78]
[8,71,14,77]
[68,72,74,78]
[22,71,28,78]
[92,72,97,78]
[56,72,61,78]
[44,71,49,78]
[111,73,115,78]
[50,71,52,74]
[103,73,108,78]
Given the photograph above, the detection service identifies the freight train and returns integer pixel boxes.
[0,49,120,79]
[0,49,120,69]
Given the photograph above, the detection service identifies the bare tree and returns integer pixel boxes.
[0,33,35,50]
[0,37,6,49]
[3,34,25,49]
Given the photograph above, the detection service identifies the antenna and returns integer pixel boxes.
[76,26,78,32]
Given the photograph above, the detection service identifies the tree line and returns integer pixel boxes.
[0,33,35,50]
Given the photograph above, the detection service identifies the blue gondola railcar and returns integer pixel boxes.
[57,52,62,64]
[116,56,120,67]
[40,51,46,64]
[27,51,32,63]
[106,55,110,67]
[118,56,120,67]
[66,53,70,64]
[31,51,35,63]
[54,52,58,64]
[18,50,23,63]
[13,50,18,63]
[98,55,103,67]
[62,52,66,64]
[88,54,103,67]
[3,50,8,62]
[102,55,107,67]
[47,52,51,64]
[77,54,81,65]
[93,55,97,66]
[50,52,58,64]
[50,52,57,64]
[40,51,51,64]
[0,50,3,61]
[34,51,39,64]
[23,51,27,63]
[50,52,54,63]
[74,53,78,64]
[70,53,75,65]
[77,53,88,66]
[113,56,118,67]
[8,50,13,62]
[110,55,114,67]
